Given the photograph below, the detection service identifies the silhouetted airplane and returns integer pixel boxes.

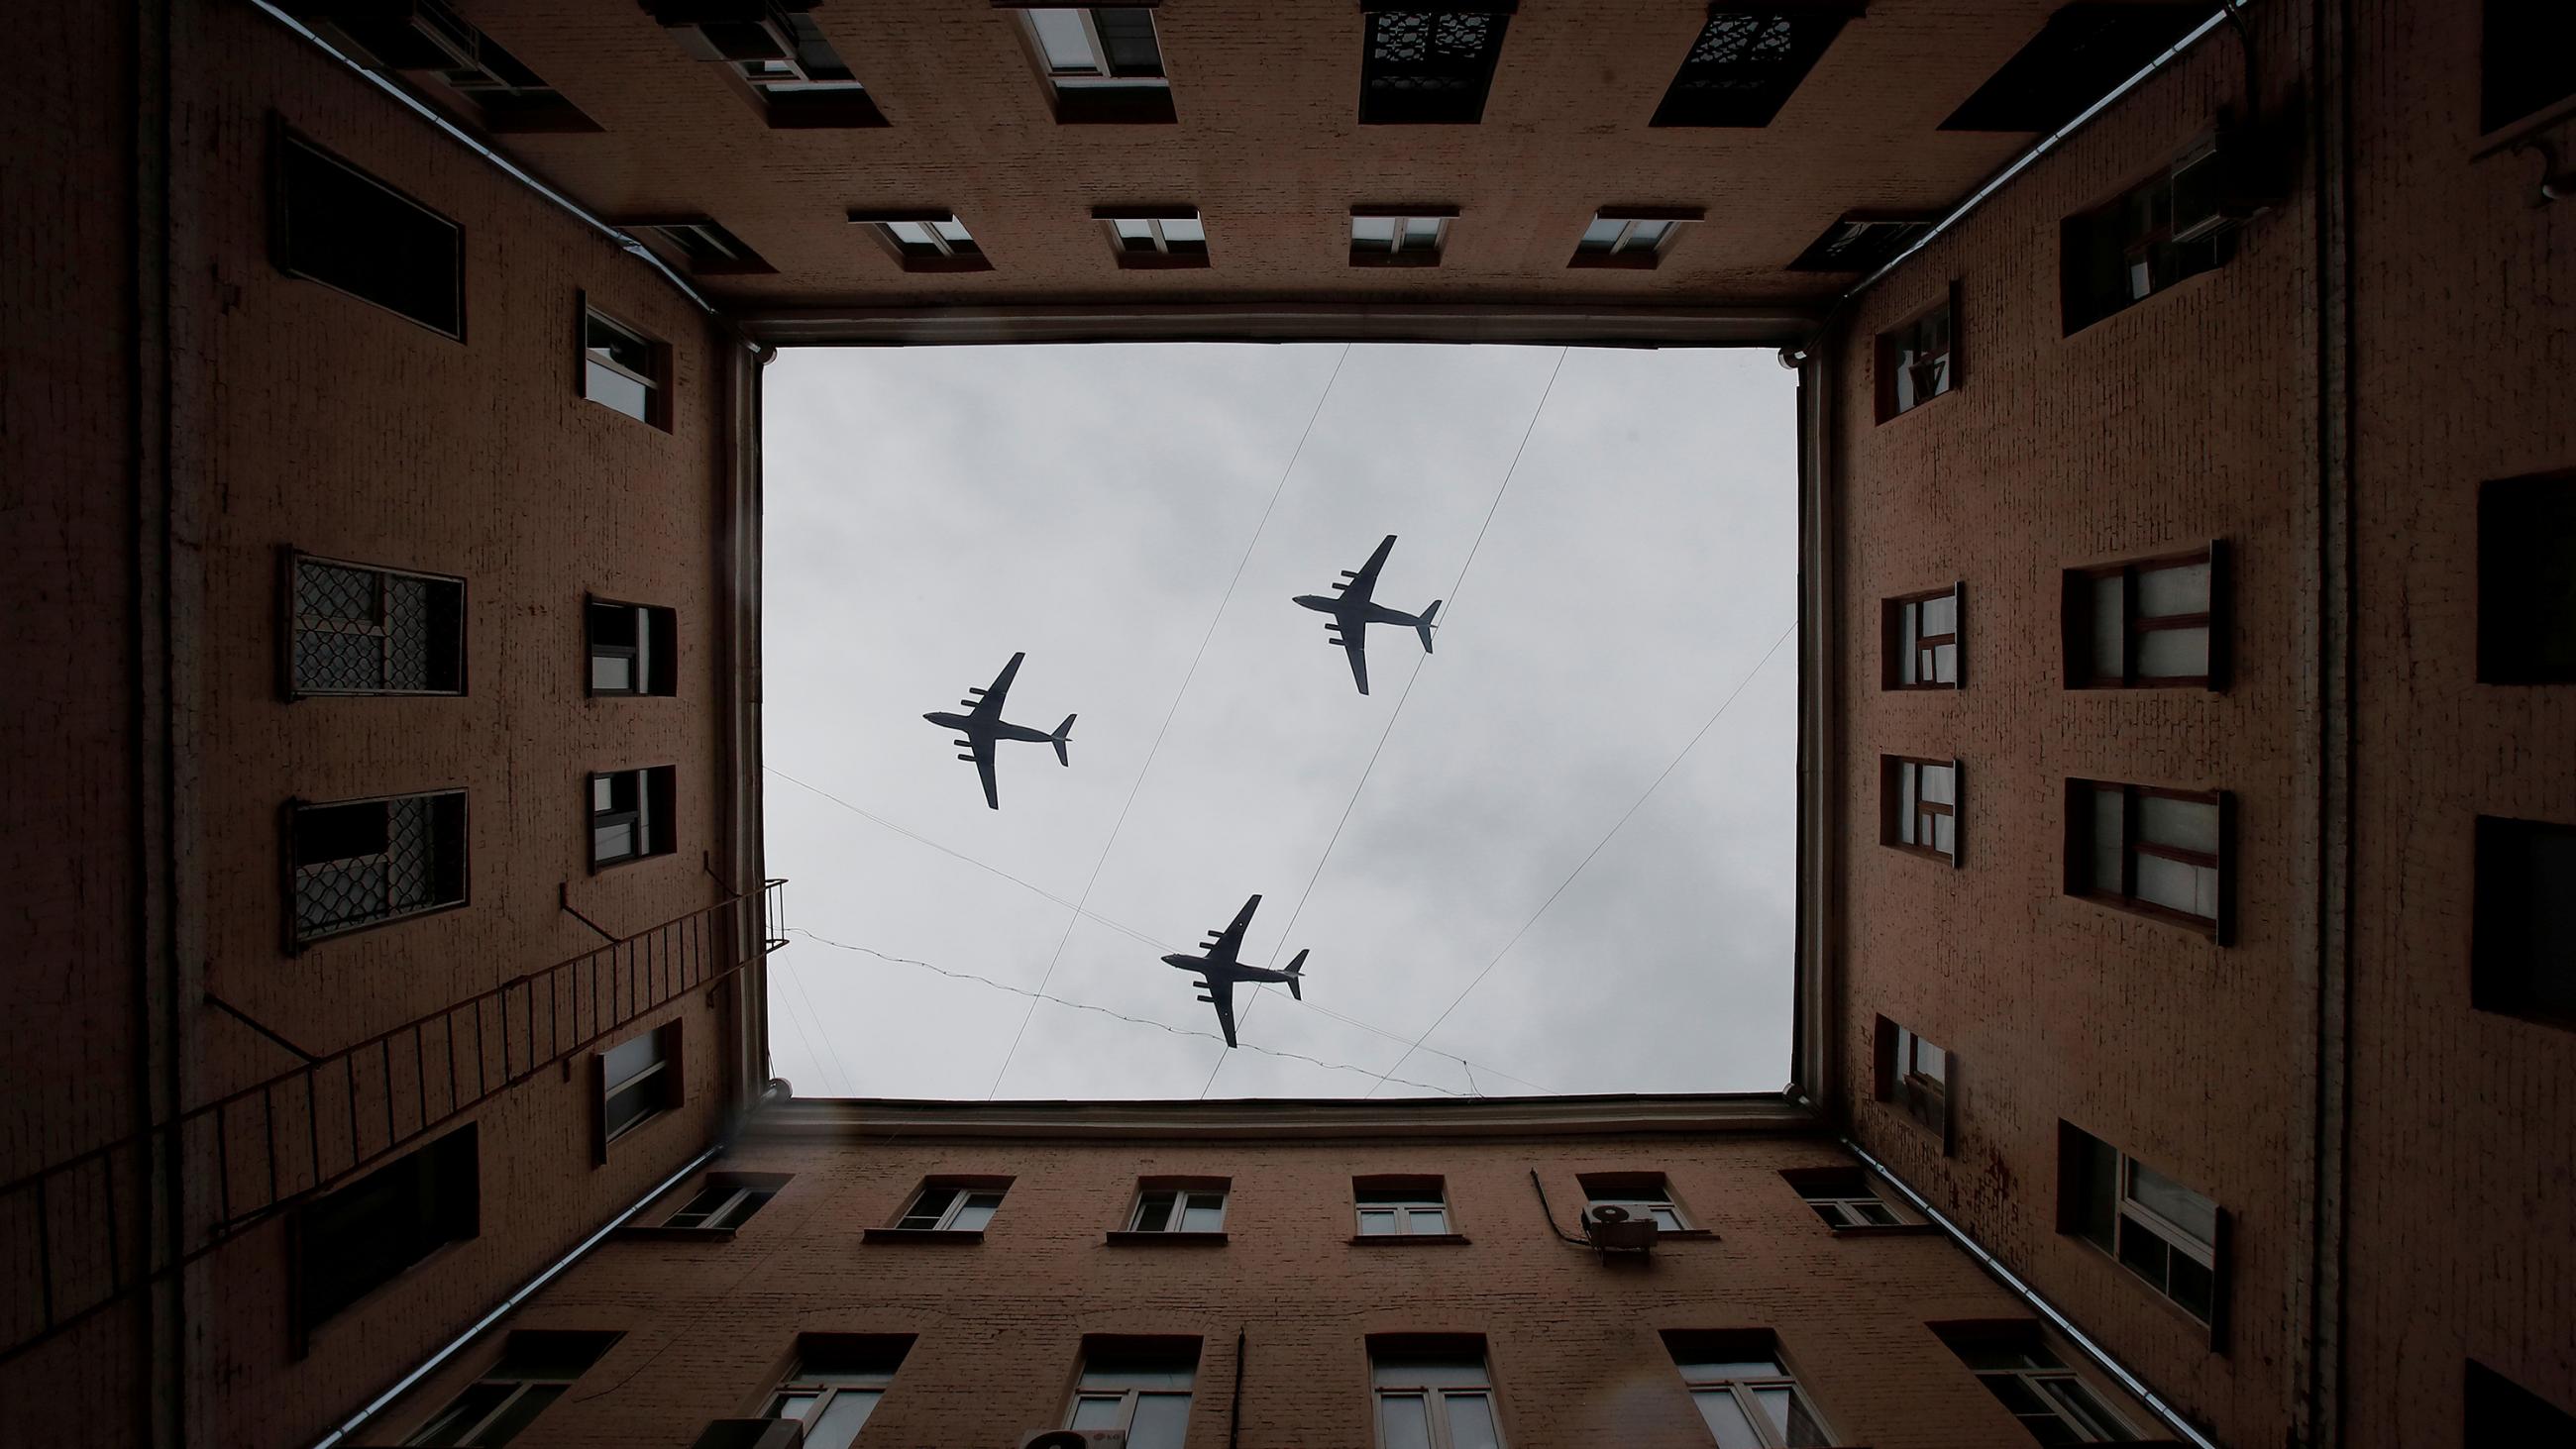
[921,652,1074,810]
[1163,893,1308,1048]
[1292,534,1441,695]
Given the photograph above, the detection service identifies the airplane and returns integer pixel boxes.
[1291,534,1441,695]
[1162,892,1308,1049]
[920,652,1075,810]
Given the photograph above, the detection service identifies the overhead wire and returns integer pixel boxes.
[1361,615,1800,1096]
[773,949,858,1096]
[1201,346,1572,1099]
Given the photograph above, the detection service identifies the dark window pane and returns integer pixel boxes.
[1653,11,1852,127]
[1094,9,1164,75]
[2473,816,2576,1022]
[2478,472,2576,682]
[472,1383,565,1446]
[1360,11,1509,125]
[2482,1,2576,132]
[2466,1359,2576,1439]
[295,800,389,866]
[276,136,463,336]
[1943,4,2207,132]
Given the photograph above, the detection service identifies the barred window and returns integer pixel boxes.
[290,555,465,696]
[1651,8,1857,128]
[1359,9,1512,125]
[289,790,467,945]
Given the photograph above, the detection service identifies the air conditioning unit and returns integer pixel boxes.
[1586,1203,1660,1252]
[689,1418,805,1449]
[2169,128,2276,244]
[1020,1432,1127,1449]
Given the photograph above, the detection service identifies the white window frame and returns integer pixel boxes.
[1800,1188,1900,1230]
[586,601,662,696]
[599,1027,673,1144]
[767,1366,896,1449]
[1674,1354,1832,1449]
[1960,1342,2137,1443]
[1354,1184,1450,1236]
[1103,213,1207,256]
[1370,1350,1504,1449]
[1583,1180,1688,1232]
[1886,1021,1949,1135]
[895,1183,1005,1232]
[663,1179,772,1231]
[1350,211,1451,259]
[588,768,661,867]
[2113,1158,2219,1315]
[729,11,868,94]
[580,306,662,425]
[1575,214,1688,258]
[872,216,980,259]
[1129,1186,1228,1233]
[1020,6,1169,88]
[403,1337,604,1447]
[1065,1358,1196,1446]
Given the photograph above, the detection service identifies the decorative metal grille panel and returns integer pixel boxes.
[1361,11,1506,123]
[293,793,462,941]
[292,558,460,693]
[1653,11,1850,128]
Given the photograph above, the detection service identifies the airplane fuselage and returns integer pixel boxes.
[922,710,1055,745]
[1292,595,1428,629]
[1162,952,1296,986]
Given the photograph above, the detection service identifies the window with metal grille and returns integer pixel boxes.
[587,600,678,696]
[2060,1124,2222,1327]
[1370,1338,1504,1449]
[847,210,992,272]
[1651,7,1856,128]
[660,1173,784,1231]
[1781,1168,1903,1230]
[1359,8,1512,125]
[1663,1330,1834,1448]
[2471,815,2576,1030]
[1067,1338,1198,1448]
[1569,209,1701,269]
[291,0,600,134]
[2477,470,2576,683]
[1874,1017,1950,1145]
[630,218,776,275]
[893,1181,1007,1232]
[1785,214,1934,273]
[273,130,464,338]
[1932,1323,2140,1444]
[289,555,465,696]
[596,1023,681,1154]
[1876,287,1958,419]
[581,305,668,427]
[1881,583,1961,689]
[1942,3,2206,133]
[1354,1178,1451,1236]
[2063,545,2225,688]
[2066,779,2227,938]
[299,1124,478,1330]
[1579,1173,1690,1231]
[2062,163,2233,331]
[1096,207,1209,266]
[1350,207,1455,266]
[1017,6,1177,123]
[1881,756,1960,865]
[589,767,676,868]
[764,1335,912,1449]
[1127,1183,1228,1234]
[649,3,885,127]
[289,790,467,945]
[401,1328,616,1447]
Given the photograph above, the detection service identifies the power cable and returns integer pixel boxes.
[986,346,1354,1098]
[1362,616,1799,1096]
[769,948,851,1097]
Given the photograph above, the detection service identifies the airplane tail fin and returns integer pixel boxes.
[1415,601,1443,655]
[1284,949,1307,1001]
[1050,714,1076,767]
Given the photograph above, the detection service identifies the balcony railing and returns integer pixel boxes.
[0,878,787,1366]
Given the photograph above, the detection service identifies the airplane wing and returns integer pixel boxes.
[972,652,1023,721]
[1340,633,1370,695]
[973,737,1000,810]
[1204,893,1261,965]
[1343,535,1397,605]
[1203,974,1239,1048]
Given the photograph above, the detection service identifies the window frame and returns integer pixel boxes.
[1349,205,1458,267]
[270,124,466,341]
[1880,755,1963,866]
[1577,1173,1692,1233]
[2065,778,2232,942]
[1064,1336,1200,1446]
[650,7,887,128]
[282,550,468,699]
[2059,1125,2227,1339]
[2061,155,2237,332]
[294,1124,480,1343]
[1353,1177,1455,1238]
[2480,1,2576,137]
[1095,206,1211,267]
[1568,207,1703,269]
[1367,1336,1506,1449]
[1786,213,1935,272]
[1664,1332,1835,1449]
[1876,283,1961,420]
[1123,1180,1231,1236]
[1007,4,1180,124]
[1931,1320,2143,1444]
[577,297,670,429]
[585,597,678,698]
[2062,543,2228,689]
[1649,6,1862,129]
[1356,5,1515,126]
[300,1,601,136]
[2470,814,2576,1030]
[846,208,994,273]
[284,788,470,949]
[587,766,677,871]
[1880,581,1963,690]
[624,216,777,275]
[657,1172,786,1233]
[2476,469,2576,684]
[593,1020,683,1162]
[1873,1016,1953,1150]
[402,1329,617,1447]
[879,1180,1011,1236]
[1779,1167,1909,1231]
[763,1334,914,1449]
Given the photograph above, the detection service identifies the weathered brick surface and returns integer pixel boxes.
[364,1118,2167,1448]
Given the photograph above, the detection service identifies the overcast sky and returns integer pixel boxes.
[760,343,1797,1102]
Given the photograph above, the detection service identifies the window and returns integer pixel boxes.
[289,789,468,945]
[1370,1338,1504,1449]
[1881,584,1961,689]
[1097,207,1209,267]
[2477,470,2576,683]
[295,0,600,133]
[847,209,992,273]
[1067,1338,1197,1448]
[1664,1332,1831,1448]
[2485,2,2576,132]
[630,218,775,275]
[2066,780,2228,938]
[2466,1359,2576,1439]
[273,131,463,338]
[580,305,668,427]
[587,600,678,697]
[1782,1168,1902,1230]
[2062,163,2233,331]
[2061,1124,2222,1326]
[289,554,466,696]
[1017,6,1177,124]
[596,1023,681,1156]
[765,1334,912,1449]
[1876,289,1957,419]
[404,1330,616,1447]
[1651,8,1857,128]
[1874,1017,1950,1144]
[1359,8,1512,125]
[1578,1174,1688,1232]
[589,767,676,868]
[2472,816,2576,1028]
[1881,757,1961,865]
[2062,545,2224,688]
[649,4,884,127]
[1128,1183,1228,1234]
[894,1182,1006,1233]
[1568,208,1702,269]
[1351,208,1455,266]
[298,1125,478,1329]
[660,1173,783,1231]
[1942,4,2206,132]
[1786,214,1934,273]
[1933,1324,2138,1444]
[1355,1179,1451,1236]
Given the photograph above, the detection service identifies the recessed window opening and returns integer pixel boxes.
[765,1334,912,1449]
[632,218,775,275]
[1875,1017,1950,1144]
[1067,1337,1199,1446]
[2471,815,2576,1028]
[299,0,600,133]
[895,1182,1006,1232]
[289,554,466,696]
[589,767,676,868]
[1369,1337,1503,1449]
[849,210,992,273]
[1571,209,1701,268]
[1356,1179,1452,1235]
[598,1023,680,1149]
[1882,584,1961,688]
[1652,8,1858,128]
[582,306,668,427]
[1130,1184,1228,1232]
[1882,756,1961,864]
[2060,1124,2221,1325]
[2064,545,2224,688]
[654,8,885,126]
[2478,470,2576,682]
[1782,1168,1902,1229]
[1359,9,1512,125]
[289,789,468,945]
[1663,1330,1833,1448]
[1877,289,1957,419]
[661,1174,782,1231]
[1351,208,1454,265]
[402,1329,616,1447]
[1933,1323,2140,1443]
[272,131,464,338]
[1098,208,1209,264]
[299,1124,478,1330]
[588,600,678,696]
[2067,779,2227,937]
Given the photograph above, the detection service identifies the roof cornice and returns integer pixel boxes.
[745,1091,1818,1143]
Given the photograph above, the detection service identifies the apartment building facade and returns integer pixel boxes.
[4,0,2570,1446]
